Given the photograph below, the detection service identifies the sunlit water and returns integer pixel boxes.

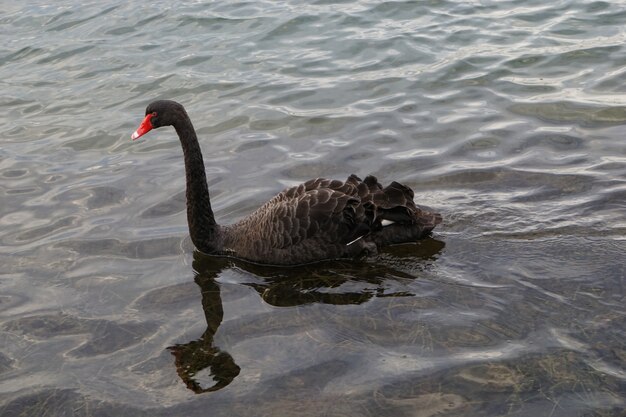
[1,1,625,416]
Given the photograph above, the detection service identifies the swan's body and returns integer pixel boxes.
[132,100,441,265]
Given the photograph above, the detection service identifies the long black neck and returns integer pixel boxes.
[173,115,219,253]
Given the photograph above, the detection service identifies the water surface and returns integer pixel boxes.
[1,1,625,416]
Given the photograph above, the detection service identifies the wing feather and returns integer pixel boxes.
[228,174,440,259]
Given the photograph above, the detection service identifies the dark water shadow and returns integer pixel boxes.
[168,238,445,393]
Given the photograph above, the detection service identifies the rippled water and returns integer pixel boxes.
[1,1,625,416]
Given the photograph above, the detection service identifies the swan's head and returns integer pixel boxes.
[131,100,187,140]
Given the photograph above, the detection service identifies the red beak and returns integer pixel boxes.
[131,113,154,140]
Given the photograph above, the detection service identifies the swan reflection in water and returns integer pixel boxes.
[168,238,445,393]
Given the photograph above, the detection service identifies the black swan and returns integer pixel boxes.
[132,100,441,265]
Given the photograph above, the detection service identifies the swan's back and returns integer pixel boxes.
[220,175,441,265]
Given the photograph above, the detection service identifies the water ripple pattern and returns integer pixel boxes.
[1,1,625,416]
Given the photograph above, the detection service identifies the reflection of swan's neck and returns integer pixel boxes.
[168,269,240,393]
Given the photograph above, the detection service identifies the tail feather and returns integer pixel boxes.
[343,174,441,247]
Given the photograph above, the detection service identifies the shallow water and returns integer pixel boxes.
[1,1,625,416]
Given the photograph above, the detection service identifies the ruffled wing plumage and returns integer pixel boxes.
[224,175,441,264]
